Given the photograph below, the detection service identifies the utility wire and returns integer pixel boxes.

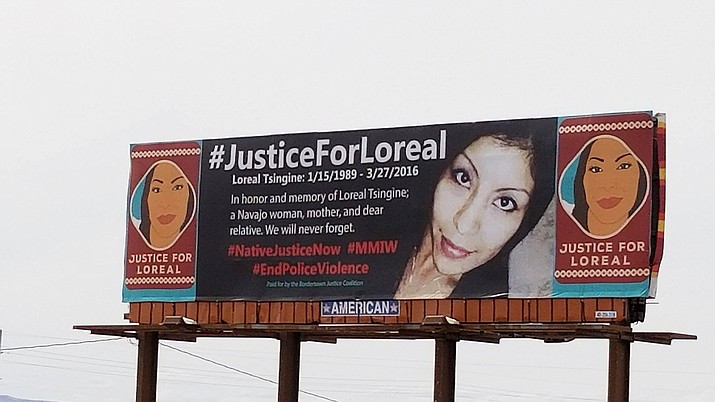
[159,342,338,402]
[1,339,699,401]
[1,337,122,352]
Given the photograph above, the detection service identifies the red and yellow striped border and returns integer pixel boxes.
[649,114,666,297]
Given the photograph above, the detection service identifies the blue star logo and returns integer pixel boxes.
[389,300,399,314]
[322,302,333,315]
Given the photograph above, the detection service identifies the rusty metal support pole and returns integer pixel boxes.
[434,338,457,402]
[136,331,159,402]
[278,332,301,402]
[608,335,631,402]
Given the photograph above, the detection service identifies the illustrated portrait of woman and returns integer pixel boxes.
[394,120,556,299]
[570,135,648,238]
[135,160,196,251]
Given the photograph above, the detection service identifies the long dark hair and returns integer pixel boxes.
[138,162,196,247]
[396,119,557,298]
[572,138,647,232]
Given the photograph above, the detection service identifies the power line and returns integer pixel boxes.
[1,337,122,352]
[159,342,338,402]
[7,337,707,378]
[5,335,702,401]
[2,359,135,378]
[159,342,339,402]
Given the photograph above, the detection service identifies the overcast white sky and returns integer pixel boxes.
[1,1,714,401]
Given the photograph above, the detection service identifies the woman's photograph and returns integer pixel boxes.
[394,119,557,299]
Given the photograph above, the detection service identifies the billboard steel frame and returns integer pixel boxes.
[75,321,695,402]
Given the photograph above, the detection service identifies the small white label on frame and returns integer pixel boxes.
[595,310,617,319]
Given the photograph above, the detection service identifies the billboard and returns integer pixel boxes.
[123,111,665,302]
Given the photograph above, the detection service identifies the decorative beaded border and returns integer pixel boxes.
[131,148,201,159]
[559,120,654,134]
[125,276,196,285]
[554,268,650,279]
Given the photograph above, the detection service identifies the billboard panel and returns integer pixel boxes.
[124,142,201,301]
[554,113,654,297]
[123,111,664,302]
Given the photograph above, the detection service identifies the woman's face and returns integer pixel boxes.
[582,137,640,226]
[147,162,190,245]
[431,136,534,276]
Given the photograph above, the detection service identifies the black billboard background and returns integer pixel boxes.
[195,119,557,301]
